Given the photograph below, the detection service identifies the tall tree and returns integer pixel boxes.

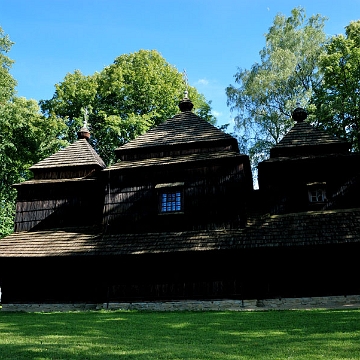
[226,7,327,171]
[0,97,67,238]
[0,27,66,238]
[41,50,216,165]
[0,26,16,102]
[312,20,360,150]
[0,26,20,238]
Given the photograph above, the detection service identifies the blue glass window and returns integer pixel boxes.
[307,182,327,203]
[161,191,182,212]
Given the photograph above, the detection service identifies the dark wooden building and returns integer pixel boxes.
[1,99,360,306]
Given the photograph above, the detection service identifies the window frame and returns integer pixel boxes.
[307,182,327,204]
[155,182,184,214]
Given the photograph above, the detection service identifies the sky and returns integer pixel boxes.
[1,0,360,128]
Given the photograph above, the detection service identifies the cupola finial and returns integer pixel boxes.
[179,69,194,112]
[77,106,91,140]
[292,107,307,122]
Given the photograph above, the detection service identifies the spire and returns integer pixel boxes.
[77,107,91,140]
[179,70,194,112]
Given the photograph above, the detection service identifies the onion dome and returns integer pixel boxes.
[178,90,194,112]
[77,126,91,140]
[292,107,308,122]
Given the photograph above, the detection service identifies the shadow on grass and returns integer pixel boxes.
[0,309,360,359]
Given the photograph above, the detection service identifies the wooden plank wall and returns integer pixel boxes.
[103,160,249,233]
[14,180,105,231]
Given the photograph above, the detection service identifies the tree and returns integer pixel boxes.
[41,50,216,165]
[0,27,66,238]
[312,20,360,150]
[0,26,21,238]
[0,26,16,102]
[226,7,327,172]
[0,97,67,238]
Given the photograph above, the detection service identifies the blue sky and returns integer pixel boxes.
[1,0,359,128]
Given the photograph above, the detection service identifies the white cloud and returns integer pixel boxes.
[196,78,209,86]
[212,110,222,117]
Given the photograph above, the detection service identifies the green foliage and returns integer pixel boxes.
[40,70,98,144]
[0,309,360,359]
[226,7,327,171]
[41,50,216,165]
[0,26,16,102]
[0,26,66,238]
[312,20,360,150]
[0,97,67,238]
[0,191,16,238]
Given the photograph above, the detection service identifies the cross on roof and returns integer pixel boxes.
[182,69,189,99]
[82,107,89,128]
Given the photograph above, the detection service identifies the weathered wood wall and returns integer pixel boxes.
[258,154,360,215]
[103,158,251,233]
[14,179,105,231]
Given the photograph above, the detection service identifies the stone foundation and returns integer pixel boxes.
[3,295,360,312]
[1,303,100,312]
[103,295,360,311]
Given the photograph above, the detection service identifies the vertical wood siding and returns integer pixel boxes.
[103,160,249,233]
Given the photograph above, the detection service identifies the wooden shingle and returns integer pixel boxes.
[1,208,360,257]
[115,111,239,160]
[31,139,106,170]
[271,122,350,158]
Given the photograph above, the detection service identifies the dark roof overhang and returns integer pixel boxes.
[270,142,351,158]
[106,151,248,173]
[115,137,240,160]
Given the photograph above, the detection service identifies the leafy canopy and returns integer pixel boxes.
[41,50,216,165]
[0,26,16,102]
[226,7,327,170]
[312,20,360,150]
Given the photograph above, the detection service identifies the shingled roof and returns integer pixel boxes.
[115,110,239,160]
[120,111,234,149]
[30,139,106,170]
[1,208,359,257]
[270,108,350,158]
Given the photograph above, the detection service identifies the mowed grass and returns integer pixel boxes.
[0,309,360,359]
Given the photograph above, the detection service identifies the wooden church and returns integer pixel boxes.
[1,95,360,307]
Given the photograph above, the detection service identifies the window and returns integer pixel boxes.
[307,182,326,203]
[161,191,182,212]
[155,182,184,214]
[308,188,326,203]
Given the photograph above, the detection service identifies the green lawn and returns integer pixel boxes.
[0,309,359,359]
